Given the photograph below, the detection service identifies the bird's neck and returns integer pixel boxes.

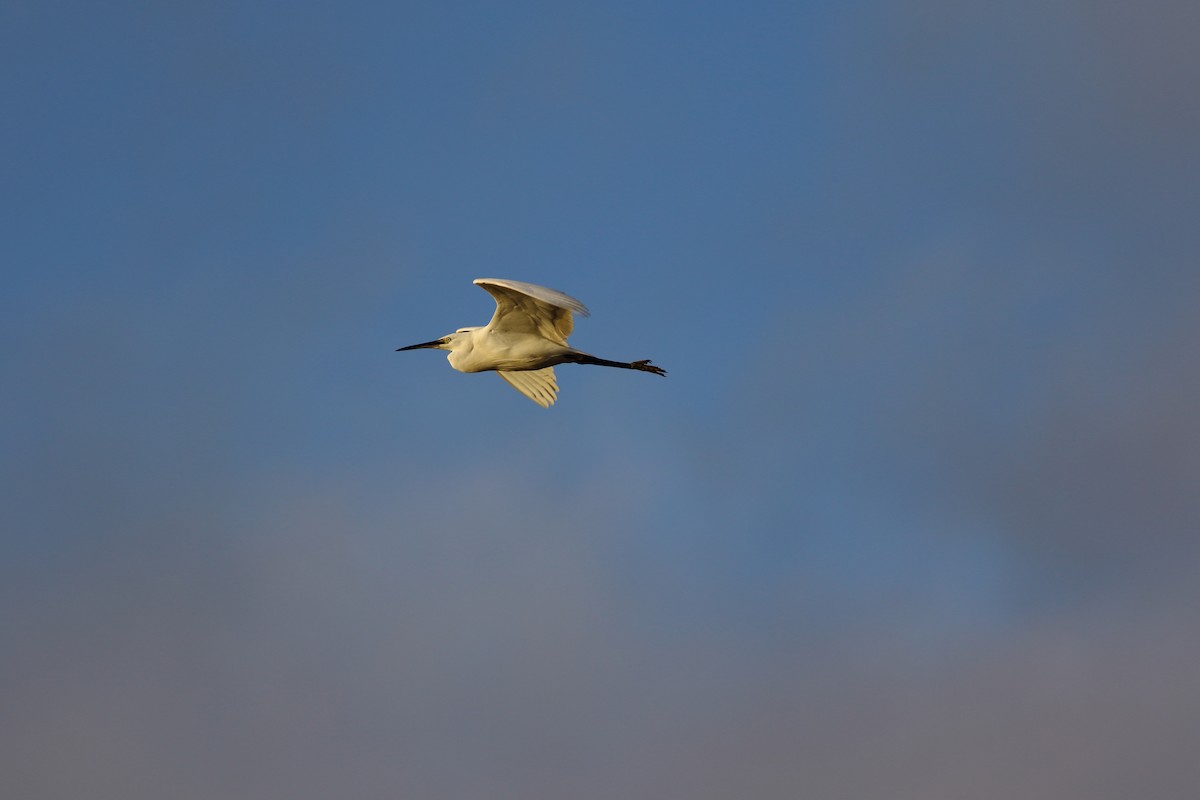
[446,332,479,373]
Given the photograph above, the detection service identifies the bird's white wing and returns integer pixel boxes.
[496,367,559,408]
[474,278,590,345]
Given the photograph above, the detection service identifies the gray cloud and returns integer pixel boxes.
[4,470,1197,798]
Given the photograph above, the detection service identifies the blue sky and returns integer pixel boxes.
[4,1,1199,797]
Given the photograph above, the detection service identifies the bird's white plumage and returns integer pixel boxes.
[496,367,558,408]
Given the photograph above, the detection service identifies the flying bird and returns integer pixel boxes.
[397,278,666,407]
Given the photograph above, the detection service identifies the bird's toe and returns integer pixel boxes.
[632,359,667,376]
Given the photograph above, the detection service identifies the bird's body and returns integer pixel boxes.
[397,278,665,407]
[441,327,573,373]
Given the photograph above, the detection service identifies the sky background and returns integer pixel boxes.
[3,1,1199,797]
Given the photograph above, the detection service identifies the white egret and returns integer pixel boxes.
[397,278,666,407]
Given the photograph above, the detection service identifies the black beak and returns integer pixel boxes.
[396,339,443,351]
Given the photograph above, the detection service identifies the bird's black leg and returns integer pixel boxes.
[567,353,667,376]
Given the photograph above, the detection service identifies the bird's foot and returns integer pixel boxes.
[631,360,667,376]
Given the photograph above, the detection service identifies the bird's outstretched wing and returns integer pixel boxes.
[474,278,590,345]
[497,367,559,408]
